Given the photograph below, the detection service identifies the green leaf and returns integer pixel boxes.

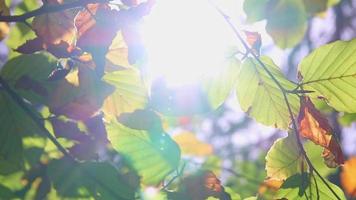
[298,39,356,113]
[236,56,299,129]
[0,185,14,199]
[102,69,147,120]
[0,53,58,105]
[275,173,346,200]
[106,121,181,185]
[339,112,356,126]
[304,141,336,177]
[202,58,240,109]
[265,134,305,180]
[266,0,307,48]
[243,0,269,22]
[6,0,38,58]
[48,158,135,200]
[0,91,42,174]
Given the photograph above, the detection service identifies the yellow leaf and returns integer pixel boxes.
[173,131,213,156]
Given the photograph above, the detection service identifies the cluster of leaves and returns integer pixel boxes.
[0,0,356,199]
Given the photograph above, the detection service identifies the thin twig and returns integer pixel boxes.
[209,1,342,199]
[0,0,110,22]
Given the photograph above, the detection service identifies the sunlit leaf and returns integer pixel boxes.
[102,69,147,120]
[340,157,356,197]
[275,173,346,200]
[106,121,180,185]
[0,0,10,41]
[304,141,336,177]
[236,56,299,129]
[299,39,356,113]
[265,134,305,180]
[173,131,213,156]
[202,58,240,109]
[0,91,41,174]
[298,96,344,167]
[265,0,307,48]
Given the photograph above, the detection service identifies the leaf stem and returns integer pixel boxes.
[209,2,342,199]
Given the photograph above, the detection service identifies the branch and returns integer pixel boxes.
[209,2,342,199]
[0,0,110,22]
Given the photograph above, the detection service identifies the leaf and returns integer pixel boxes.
[0,91,41,174]
[118,109,162,131]
[48,158,135,199]
[265,134,305,180]
[32,0,77,46]
[106,32,131,70]
[173,131,213,156]
[0,53,58,105]
[298,96,344,167]
[106,121,180,185]
[304,141,336,177]
[6,0,38,58]
[243,31,262,56]
[243,0,269,22]
[275,173,346,200]
[48,61,114,120]
[340,157,356,197]
[298,39,356,113]
[265,0,307,48]
[202,57,240,109]
[179,170,227,200]
[102,69,147,120]
[236,56,299,129]
[75,3,120,50]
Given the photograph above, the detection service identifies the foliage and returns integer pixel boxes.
[0,0,355,199]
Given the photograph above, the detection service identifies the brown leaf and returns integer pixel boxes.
[32,0,77,46]
[15,38,44,54]
[181,170,224,200]
[298,96,344,167]
[0,0,10,41]
[340,157,356,197]
[75,3,120,50]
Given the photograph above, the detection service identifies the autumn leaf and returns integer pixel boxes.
[298,96,344,167]
[173,131,213,156]
[243,31,262,56]
[32,0,77,46]
[340,157,356,197]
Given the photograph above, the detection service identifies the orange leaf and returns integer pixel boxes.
[298,96,344,167]
[173,131,213,156]
[340,157,356,197]
[243,30,262,56]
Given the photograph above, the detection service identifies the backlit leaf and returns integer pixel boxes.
[243,0,269,22]
[275,173,346,200]
[298,96,344,167]
[340,157,356,197]
[265,134,305,180]
[236,56,299,129]
[106,121,180,185]
[102,69,147,120]
[298,39,356,113]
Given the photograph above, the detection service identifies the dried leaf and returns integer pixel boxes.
[32,0,77,46]
[298,96,344,167]
[243,31,262,56]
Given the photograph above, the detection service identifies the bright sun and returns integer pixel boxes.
[141,0,239,87]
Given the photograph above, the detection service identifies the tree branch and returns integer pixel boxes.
[209,1,342,199]
[0,0,110,22]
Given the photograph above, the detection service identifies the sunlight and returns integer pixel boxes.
[142,0,239,87]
